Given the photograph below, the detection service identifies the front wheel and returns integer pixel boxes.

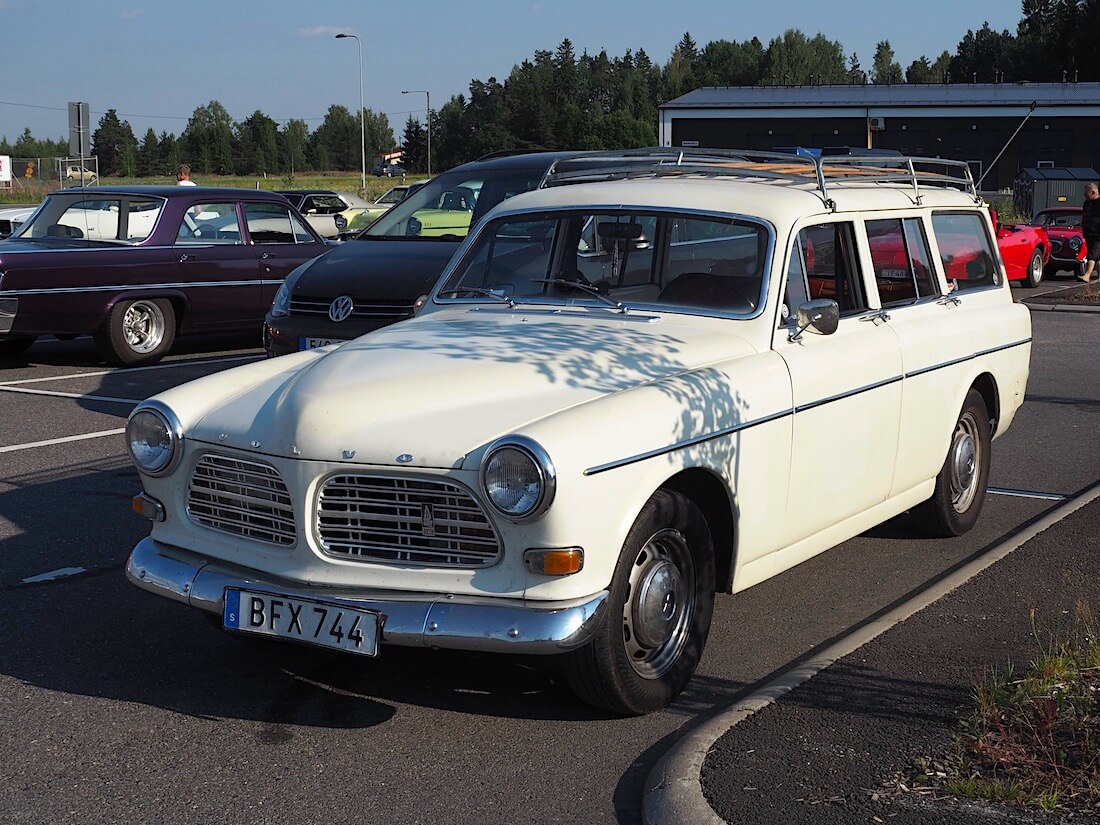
[95,298,176,366]
[560,490,715,715]
[1024,249,1044,288]
[913,389,991,537]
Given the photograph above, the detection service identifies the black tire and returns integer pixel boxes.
[913,389,991,538]
[1024,249,1043,288]
[560,489,715,715]
[95,298,175,366]
[0,336,36,358]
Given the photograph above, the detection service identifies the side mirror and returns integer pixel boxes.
[789,298,839,342]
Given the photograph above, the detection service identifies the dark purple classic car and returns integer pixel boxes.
[0,186,328,366]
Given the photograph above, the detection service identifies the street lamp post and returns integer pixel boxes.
[402,89,431,177]
[335,33,366,195]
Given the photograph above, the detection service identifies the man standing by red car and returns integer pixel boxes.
[1080,182,1100,282]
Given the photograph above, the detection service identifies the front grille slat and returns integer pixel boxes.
[188,455,296,546]
[317,475,501,568]
[289,295,415,321]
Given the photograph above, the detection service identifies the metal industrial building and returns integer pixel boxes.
[658,83,1100,192]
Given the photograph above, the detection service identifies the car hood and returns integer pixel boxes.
[189,309,757,468]
[293,237,459,300]
[1043,226,1081,238]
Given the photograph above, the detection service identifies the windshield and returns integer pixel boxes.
[1035,210,1082,228]
[363,167,546,241]
[13,193,165,243]
[437,209,770,316]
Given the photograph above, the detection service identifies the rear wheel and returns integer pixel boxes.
[95,298,175,366]
[1024,249,1043,288]
[914,389,991,537]
[560,489,715,715]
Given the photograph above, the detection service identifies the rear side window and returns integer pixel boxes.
[866,218,939,305]
[931,212,1000,292]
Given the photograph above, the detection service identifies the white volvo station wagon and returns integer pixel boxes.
[125,149,1031,715]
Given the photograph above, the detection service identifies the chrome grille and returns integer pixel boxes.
[317,475,500,567]
[188,455,295,546]
[289,294,415,322]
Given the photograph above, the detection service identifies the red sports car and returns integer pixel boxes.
[1031,206,1086,279]
[989,209,1051,288]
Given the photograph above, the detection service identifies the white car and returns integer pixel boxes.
[124,149,1031,715]
[0,205,37,238]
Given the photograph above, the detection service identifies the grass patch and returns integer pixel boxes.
[927,602,1100,816]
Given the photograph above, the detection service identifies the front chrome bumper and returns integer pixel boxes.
[126,537,608,655]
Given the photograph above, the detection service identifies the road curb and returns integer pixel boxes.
[641,482,1100,825]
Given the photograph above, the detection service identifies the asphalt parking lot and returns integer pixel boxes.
[1,291,1097,824]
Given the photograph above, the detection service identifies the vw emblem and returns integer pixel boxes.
[396,454,414,464]
[328,295,355,323]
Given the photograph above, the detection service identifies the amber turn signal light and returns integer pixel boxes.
[524,548,583,576]
[132,492,166,522]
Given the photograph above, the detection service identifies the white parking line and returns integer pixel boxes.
[21,567,87,584]
[0,353,262,387]
[0,428,125,453]
[0,386,141,404]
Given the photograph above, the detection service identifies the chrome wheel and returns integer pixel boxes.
[622,527,696,680]
[949,410,982,514]
[122,300,166,354]
[1029,252,1043,284]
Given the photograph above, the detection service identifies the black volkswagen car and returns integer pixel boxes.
[263,151,598,356]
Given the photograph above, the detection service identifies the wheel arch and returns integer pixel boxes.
[970,371,1000,436]
[100,290,190,333]
[662,468,736,594]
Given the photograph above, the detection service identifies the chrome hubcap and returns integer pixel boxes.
[949,413,981,513]
[1031,255,1042,282]
[623,528,695,679]
[122,301,165,354]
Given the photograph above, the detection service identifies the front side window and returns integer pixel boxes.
[931,212,1000,291]
[244,202,314,244]
[797,222,868,315]
[866,218,939,305]
[438,210,768,316]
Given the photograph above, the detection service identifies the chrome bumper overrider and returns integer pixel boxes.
[126,537,608,655]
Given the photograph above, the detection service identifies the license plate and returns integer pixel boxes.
[300,337,346,350]
[223,589,380,656]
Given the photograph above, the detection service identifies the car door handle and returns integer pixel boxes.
[937,296,962,307]
[260,252,273,260]
[179,254,193,262]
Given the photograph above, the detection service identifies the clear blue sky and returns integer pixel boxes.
[0,0,1022,144]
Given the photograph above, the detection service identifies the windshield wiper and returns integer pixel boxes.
[437,286,516,307]
[531,278,627,313]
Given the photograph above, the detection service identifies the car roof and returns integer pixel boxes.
[59,185,292,200]
[448,151,595,174]
[275,189,339,196]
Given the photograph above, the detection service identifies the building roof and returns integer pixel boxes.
[661,82,1100,110]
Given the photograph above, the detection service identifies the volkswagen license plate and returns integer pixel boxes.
[224,589,380,656]
[301,337,346,351]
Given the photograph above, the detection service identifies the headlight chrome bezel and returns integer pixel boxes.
[480,435,556,523]
[126,401,183,477]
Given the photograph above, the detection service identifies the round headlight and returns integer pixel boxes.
[1070,236,1083,252]
[127,405,180,476]
[481,437,555,522]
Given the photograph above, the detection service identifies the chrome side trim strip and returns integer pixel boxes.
[126,537,608,654]
[585,338,1032,476]
[4,279,272,296]
[584,408,792,476]
[906,338,1032,379]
